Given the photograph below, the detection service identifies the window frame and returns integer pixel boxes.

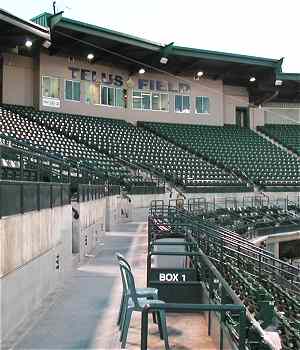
[64,79,81,102]
[41,75,60,99]
[174,94,191,114]
[100,85,124,108]
[132,90,169,112]
[195,96,210,115]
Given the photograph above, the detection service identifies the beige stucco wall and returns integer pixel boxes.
[223,85,249,125]
[2,52,256,126]
[38,53,226,125]
[2,53,34,106]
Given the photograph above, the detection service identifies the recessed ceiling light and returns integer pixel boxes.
[275,79,283,86]
[87,53,94,60]
[196,71,204,77]
[249,77,256,82]
[25,40,33,48]
[160,57,168,64]
[139,68,145,74]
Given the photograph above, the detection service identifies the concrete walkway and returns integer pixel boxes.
[4,221,216,350]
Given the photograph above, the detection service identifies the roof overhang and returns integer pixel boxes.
[0,9,50,54]
[28,11,300,104]
[0,8,50,40]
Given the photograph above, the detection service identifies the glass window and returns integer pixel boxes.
[84,82,100,104]
[142,93,151,110]
[101,86,123,107]
[161,93,169,111]
[196,96,210,114]
[116,88,124,107]
[42,76,60,99]
[107,87,115,106]
[65,80,80,101]
[152,93,160,110]
[133,91,168,111]
[133,91,142,109]
[175,95,190,113]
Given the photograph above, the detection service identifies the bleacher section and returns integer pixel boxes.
[258,124,300,155]
[194,205,300,238]
[142,122,300,190]
[0,105,157,190]
[2,105,246,192]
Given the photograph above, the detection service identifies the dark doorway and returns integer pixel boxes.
[236,107,249,128]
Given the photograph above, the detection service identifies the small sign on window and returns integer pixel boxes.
[42,97,61,108]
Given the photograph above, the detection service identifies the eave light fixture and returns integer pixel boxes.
[87,53,94,60]
[196,71,204,77]
[138,68,145,74]
[275,79,283,86]
[25,40,33,48]
[249,77,256,82]
[160,56,168,64]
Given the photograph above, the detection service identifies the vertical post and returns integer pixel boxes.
[0,146,2,180]
[258,253,262,280]
[238,307,246,350]
[20,183,24,214]
[37,158,41,182]
[50,184,53,209]
[37,183,41,211]
[141,308,149,350]
[20,153,24,180]
[0,182,2,218]
[50,161,53,183]
[60,162,63,183]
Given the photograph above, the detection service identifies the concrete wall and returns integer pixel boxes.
[2,53,34,106]
[0,205,72,343]
[72,198,106,261]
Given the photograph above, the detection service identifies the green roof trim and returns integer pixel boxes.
[47,14,164,51]
[276,72,300,82]
[31,12,52,28]
[172,46,281,68]
[30,11,300,76]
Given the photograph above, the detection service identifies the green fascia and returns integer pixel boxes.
[31,12,52,27]
[56,16,163,52]
[276,72,300,82]
[171,46,281,68]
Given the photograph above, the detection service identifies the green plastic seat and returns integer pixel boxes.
[115,253,158,330]
[118,260,169,349]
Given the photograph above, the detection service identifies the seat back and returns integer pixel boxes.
[116,252,131,271]
[119,260,139,306]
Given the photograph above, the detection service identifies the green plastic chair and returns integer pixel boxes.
[118,260,169,349]
[116,253,158,329]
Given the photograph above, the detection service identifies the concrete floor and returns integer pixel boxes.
[3,221,217,350]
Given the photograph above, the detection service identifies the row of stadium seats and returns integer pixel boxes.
[142,122,300,188]
[258,124,300,155]
[5,104,246,189]
[0,105,149,187]
[196,205,300,238]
